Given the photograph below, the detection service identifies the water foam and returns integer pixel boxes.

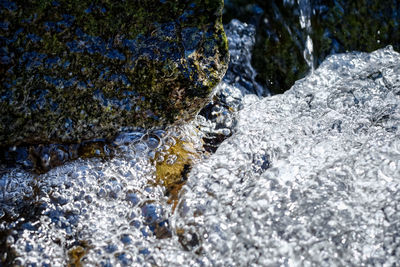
[1,21,400,266]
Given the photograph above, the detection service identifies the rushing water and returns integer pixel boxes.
[1,18,400,267]
[297,0,314,71]
[177,45,400,266]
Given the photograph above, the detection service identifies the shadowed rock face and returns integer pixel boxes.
[0,0,229,146]
[224,0,400,94]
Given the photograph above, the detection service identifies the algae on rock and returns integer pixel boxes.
[0,0,229,146]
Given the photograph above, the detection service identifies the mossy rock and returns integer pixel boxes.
[224,0,400,94]
[0,0,229,146]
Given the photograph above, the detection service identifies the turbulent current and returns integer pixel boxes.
[178,45,400,266]
[1,21,400,266]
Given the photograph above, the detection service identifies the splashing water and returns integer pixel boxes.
[1,20,400,266]
[298,0,314,71]
[175,46,400,266]
[0,128,195,266]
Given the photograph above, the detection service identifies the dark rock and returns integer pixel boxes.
[0,0,229,146]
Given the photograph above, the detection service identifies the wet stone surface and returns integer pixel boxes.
[0,0,229,146]
[0,140,114,173]
[0,19,260,176]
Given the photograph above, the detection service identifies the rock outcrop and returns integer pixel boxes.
[0,0,229,146]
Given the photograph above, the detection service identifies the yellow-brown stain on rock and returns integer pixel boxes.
[67,245,89,267]
[154,139,199,212]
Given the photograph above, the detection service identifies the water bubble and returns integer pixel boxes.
[172,47,400,266]
[166,154,177,165]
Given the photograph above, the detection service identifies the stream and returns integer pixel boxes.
[1,2,400,266]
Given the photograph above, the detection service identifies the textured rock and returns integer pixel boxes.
[0,0,229,146]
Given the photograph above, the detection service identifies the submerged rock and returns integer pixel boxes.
[0,0,229,146]
[176,46,400,265]
[0,126,205,266]
[196,19,269,153]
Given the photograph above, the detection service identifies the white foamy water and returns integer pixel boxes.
[0,129,185,266]
[1,20,400,266]
[298,0,314,71]
[175,46,400,266]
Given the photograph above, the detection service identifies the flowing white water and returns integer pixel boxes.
[1,20,400,266]
[298,0,314,71]
[175,45,400,266]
